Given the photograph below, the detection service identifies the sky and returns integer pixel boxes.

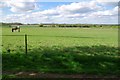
[0,0,119,24]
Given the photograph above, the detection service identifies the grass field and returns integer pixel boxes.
[2,27,118,47]
[2,26,120,78]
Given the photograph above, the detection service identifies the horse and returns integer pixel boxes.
[12,26,20,32]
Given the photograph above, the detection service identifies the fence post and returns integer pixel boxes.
[25,34,27,55]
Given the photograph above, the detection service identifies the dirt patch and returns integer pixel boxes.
[3,71,120,79]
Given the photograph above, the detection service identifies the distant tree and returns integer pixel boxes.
[93,25,96,27]
[9,25,11,27]
[39,24,43,27]
[100,25,102,27]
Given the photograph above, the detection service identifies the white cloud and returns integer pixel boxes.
[0,0,9,2]
[10,2,36,12]
[83,6,118,24]
[40,9,59,16]
[89,6,118,17]
[2,0,38,13]
[0,0,37,2]
[33,1,103,19]
[1,1,118,24]
[96,0,119,2]
[56,1,103,14]
[96,0,119,7]
[0,2,7,8]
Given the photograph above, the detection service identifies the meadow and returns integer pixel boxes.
[2,26,120,78]
[2,27,118,47]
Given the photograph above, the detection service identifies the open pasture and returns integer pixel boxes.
[2,26,119,77]
[2,27,118,48]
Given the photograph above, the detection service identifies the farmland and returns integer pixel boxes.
[2,26,118,47]
[2,26,120,78]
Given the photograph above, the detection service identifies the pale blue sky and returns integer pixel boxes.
[0,0,119,24]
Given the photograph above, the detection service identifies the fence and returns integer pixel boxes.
[2,34,68,54]
[2,34,28,54]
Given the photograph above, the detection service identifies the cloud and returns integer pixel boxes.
[56,1,103,14]
[1,0,37,2]
[96,0,119,2]
[2,0,38,13]
[96,0,119,7]
[1,1,118,24]
[10,2,36,12]
[40,9,59,16]
[83,6,118,24]
[33,1,103,19]
[0,2,7,8]
[89,6,118,17]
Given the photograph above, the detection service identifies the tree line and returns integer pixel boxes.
[1,22,118,28]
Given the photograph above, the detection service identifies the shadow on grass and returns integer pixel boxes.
[2,45,120,76]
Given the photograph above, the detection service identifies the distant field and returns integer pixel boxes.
[2,26,119,78]
[2,27,118,48]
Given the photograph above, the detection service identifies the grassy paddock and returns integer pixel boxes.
[3,46,119,74]
[2,26,119,78]
[2,27,118,47]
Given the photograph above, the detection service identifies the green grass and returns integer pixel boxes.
[2,46,120,76]
[2,27,118,48]
[1,26,119,78]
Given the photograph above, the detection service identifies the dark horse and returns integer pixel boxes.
[12,26,20,32]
